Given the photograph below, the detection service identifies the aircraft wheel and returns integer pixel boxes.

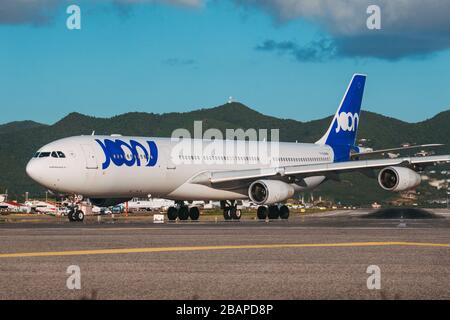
[257,206,268,220]
[76,210,85,222]
[231,208,241,220]
[279,205,289,219]
[223,208,232,220]
[178,206,189,221]
[268,205,280,219]
[189,207,200,221]
[68,210,75,222]
[167,207,178,221]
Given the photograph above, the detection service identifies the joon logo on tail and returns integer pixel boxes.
[95,139,158,170]
[335,112,359,133]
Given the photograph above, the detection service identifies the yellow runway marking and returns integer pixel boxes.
[0,242,449,258]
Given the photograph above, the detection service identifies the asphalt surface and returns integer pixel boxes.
[0,209,449,300]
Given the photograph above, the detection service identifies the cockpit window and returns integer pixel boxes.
[34,151,66,158]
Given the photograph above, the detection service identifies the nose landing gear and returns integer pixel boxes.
[68,207,85,222]
[65,195,85,222]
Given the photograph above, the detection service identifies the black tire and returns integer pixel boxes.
[76,210,85,222]
[230,208,241,220]
[279,205,289,219]
[223,208,232,220]
[68,210,75,222]
[189,207,200,220]
[167,207,178,221]
[257,206,268,220]
[234,209,242,220]
[268,205,280,219]
[178,206,189,220]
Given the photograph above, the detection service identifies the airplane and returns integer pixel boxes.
[25,74,450,222]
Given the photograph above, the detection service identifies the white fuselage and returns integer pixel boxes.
[26,135,334,201]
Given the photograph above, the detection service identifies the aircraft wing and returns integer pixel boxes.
[351,144,444,158]
[190,155,450,185]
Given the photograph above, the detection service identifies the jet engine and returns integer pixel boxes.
[378,166,421,192]
[89,198,132,207]
[248,180,295,205]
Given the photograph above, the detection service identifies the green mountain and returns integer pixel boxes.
[0,103,449,204]
[0,120,47,135]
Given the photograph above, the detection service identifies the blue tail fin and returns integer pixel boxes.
[316,74,366,162]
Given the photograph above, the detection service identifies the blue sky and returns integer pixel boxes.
[1,0,450,125]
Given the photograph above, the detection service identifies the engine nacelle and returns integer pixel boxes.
[89,198,132,207]
[378,166,421,192]
[248,180,295,205]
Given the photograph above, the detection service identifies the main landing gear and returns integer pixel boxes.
[167,201,200,221]
[256,205,289,220]
[221,200,242,221]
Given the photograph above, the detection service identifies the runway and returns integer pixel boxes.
[0,209,449,299]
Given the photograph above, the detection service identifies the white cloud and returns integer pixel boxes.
[0,0,202,25]
[239,0,450,59]
[3,0,450,59]
[0,0,60,25]
[234,0,450,35]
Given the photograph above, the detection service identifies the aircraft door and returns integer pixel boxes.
[80,144,98,169]
[162,145,176,171]
[161,144,178,185]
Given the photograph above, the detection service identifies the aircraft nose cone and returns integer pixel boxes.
[26,160,41,183]
[26,159,51,189]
